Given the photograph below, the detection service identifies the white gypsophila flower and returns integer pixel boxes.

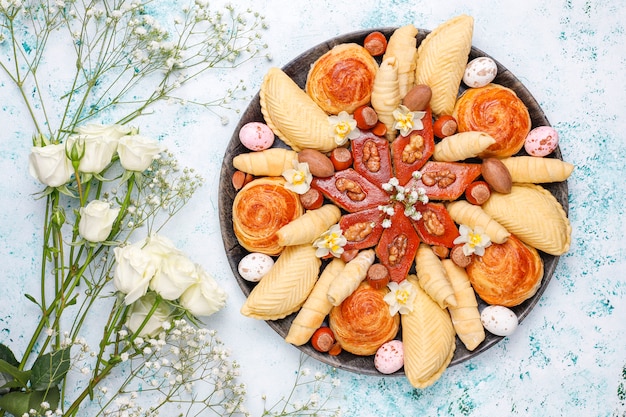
[113,241,157,305]
[126,292,173,337]
[78,200,120,243]
[179,265,227,317]
[117,134,165,172]
[143,234,197,300]
[28,143,73,187]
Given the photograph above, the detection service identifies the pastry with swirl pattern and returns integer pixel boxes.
[306,43,379,115]
[232,177,303,256]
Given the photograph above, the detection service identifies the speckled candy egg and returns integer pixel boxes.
[463,57,498,88]
[238,121,275,151]
[374,340,404,374]
[237,252,274,282]
[524,125,559,156]
[480,305,518,337]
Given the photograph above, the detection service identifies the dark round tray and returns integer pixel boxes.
[218,28,568,376]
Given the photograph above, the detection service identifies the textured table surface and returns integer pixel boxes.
[1,1,624,416]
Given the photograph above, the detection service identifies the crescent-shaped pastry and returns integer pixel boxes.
[241,244,321,320]
[414,14,474,117]
[306,43,379,115]
[442,260,485,351]
[382,24,418,98]
[232,177,303,255]
[285,257,346,346]
[370,56,402,141]
[232,148,298,177]
[481,183,571,255]
[414,243,457,308]
[327,249,376,306]
[401,274,456,389]
[329,282,400,356]
[446,200,510,244]
[466,235,543,307]
[453,83,531,158]
[499,156,575,183]
[433,131,496,162]
[260,67,336,153]
[276,204,342,246]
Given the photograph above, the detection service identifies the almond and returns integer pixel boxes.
[481,158,512,194]
[298,148,335,177]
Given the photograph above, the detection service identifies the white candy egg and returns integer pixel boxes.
[480,305,518,336]
[237,252,274,282]
[374,340,404,374]
[463,57,498,88]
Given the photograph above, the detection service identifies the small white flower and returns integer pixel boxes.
[383,280,417,315]
[120,352,129,362]
[313,224,347,258]
[282,159,312,195]
[328,111,360,146]
[392,105,426,136]
[453,224,492,256]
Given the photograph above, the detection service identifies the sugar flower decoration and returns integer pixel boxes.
[282,159,312,194]
[453,224,492,256]
[383,280,416,316]
[329,111,360,146]
[392,105,426,136]
[313,224,347,258]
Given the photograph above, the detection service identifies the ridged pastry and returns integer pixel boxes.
[433,131,496,162]
[414,243,457,308]
[414,14,474,117]
[481,183,571,255]
[276,204,341,246]
[446,200,510,244]
[499,156,574,183]
[442,260,485,351]
[453,83,531,158]
[285,258,346,346]
[370,56,402,141]
[329,282,400,356]
[260,67,336,152]
[382,24,418,98]
[241,244,321,320]
[306,43,378,115]
[401,274,456,389]
[232,148,298,177]
[327,249,376,306]
[232,177,303,255]
[466,235,543,307]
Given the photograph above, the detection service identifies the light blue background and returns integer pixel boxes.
[1,1,624,416]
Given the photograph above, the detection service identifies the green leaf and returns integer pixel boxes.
[24,293,42,309]
[30,348,71,391]
[0,390,31,416]
[30,387,60,412]
[0,345,19,367]
[0,360,30,388]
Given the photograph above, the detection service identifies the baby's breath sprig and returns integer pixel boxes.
[379,172,429,227]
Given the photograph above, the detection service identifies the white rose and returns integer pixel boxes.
[126,292,173,337]
[144,235,196,300]
[66,134,118,174]
[74,123,132,141]
[117,134,164,172]
[28,143,72,187]
[113,242,157,305]
[78,200,120,242]
[179,265,227,317]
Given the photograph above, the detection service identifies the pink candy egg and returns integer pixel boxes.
[524,125,559,156]
[239,122,275,151]
[374,340,404,374]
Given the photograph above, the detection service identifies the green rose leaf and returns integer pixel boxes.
[0,344,19,367]
[30,348,71,391]
[0,390,30,416]
[30,387,61,413]
[0,359,30,388]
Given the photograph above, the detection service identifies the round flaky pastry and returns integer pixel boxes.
[232,177,303,256]
[329,282,400,356]
[466,234,543,307]
[453,83,531,158]
[306,43,378,115]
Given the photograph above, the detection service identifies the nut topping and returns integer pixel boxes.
[387,234,408,266]
[422,210,445,236]
[421,169,456,188]
[335,177,366,201]
[362,140,381,173]
[401,134,425,164]
[343,221,375,242]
